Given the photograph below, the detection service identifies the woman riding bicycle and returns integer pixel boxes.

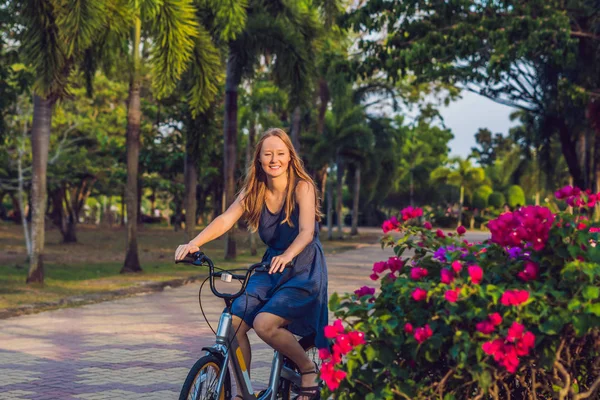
[174,128,327,400]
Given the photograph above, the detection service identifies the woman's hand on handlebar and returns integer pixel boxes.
[269,253,293,274]
[174,243,200,261]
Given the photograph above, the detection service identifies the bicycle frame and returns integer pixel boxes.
[202,310,302,400]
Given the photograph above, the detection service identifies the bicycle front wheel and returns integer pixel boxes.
[179,354,231,400]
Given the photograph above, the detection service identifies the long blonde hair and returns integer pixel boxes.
[240,128,323,232]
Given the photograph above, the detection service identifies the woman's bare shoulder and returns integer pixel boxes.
[295,180,315,198]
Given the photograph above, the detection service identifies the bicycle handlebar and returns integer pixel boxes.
[175,252,289,301]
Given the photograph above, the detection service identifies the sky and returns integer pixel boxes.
[439,91,519,158]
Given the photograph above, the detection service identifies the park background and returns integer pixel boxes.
[0,1,597,321]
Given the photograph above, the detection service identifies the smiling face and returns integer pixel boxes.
[259,135,291,179]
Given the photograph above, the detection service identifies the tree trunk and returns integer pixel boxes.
[137,176,143,224]
[18,111,31,257]
[336,157,344,239]
[553,116,586,189]
[184,152,198,242]
[327,177,333,241]
[351,165,360,236]
[120,187,125,226]
[409,168,414,207]
[458,185,464,228]
[223,52,241,260]
[27,94,54,284]
[121,17,143,273]
[317,78,329,135]
[247,119,257,256]
[290,106,301,152]
[315,79,330,195]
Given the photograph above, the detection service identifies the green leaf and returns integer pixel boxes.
[572,315,597,336]
[568,299,581,311]
[329,292,340,310]
[584,303,600,317]
[365,346,377,362]
[582,286,600,300]
[540,314,566,335]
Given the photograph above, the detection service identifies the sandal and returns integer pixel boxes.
[293,361,321,400]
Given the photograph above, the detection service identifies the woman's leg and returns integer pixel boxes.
[231,316,252,396]
[253,313,318,399]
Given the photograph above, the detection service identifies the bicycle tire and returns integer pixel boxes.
[179,354,231,400]
[278,335,322,400]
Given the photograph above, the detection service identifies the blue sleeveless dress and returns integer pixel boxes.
[231,200,329,349]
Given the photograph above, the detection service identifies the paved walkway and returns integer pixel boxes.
[0,231,489,399]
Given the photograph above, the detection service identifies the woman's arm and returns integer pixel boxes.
[268,180,316,273]
[174,193,245,261]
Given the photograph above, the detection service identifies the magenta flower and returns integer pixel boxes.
[412,288,428,301]
[440,269,454,284]
[444,288,459,303]
[468,265,483,284]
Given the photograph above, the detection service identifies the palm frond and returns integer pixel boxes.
[151,0,199,99]
[207,0,247,41]
[55,0,109,58]
[140,0,163,20]
[22,0,68,97]
[186,25,223,115]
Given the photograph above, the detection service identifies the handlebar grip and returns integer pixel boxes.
[214,271,246,281]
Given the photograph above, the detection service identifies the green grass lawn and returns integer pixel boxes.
[0,222,380,310]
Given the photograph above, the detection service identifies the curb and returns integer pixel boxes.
[0,274,207,320]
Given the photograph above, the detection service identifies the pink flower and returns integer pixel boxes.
[445,288,459,303]
[354,286,375,298]
[414,324,433,343]
[410,267,429,280]
[401,206,423,221]
[404,323,414,334]
[372,261,387,274]
[382,216,400,233]
[517,261,539,282]
[348,331,366,346]
[324,325,339,339]
[387,257,404,273]
[456,226,467,235]
[507,322,525,342]
[440,269,454,284]
[324,319,345,339]
[318,348,331,360]
[476,321,495,334]
[489,313,503,326]
[333,319,345,334]
[468,265,483,284]
[423,221,432,230]
[482,338,504,356]
[451,260,463,273]
[386,272,397,282]
[411,288,428,302]
[320,361,347,390]
[501,290,529,306]
[436,229,445,238]
[369,273,379,281]
[334,334,353,354]
[521,331,535,348]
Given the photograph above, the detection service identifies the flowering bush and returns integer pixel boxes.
[321,186,600,399]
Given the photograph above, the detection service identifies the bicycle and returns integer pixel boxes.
[176,251,322,400]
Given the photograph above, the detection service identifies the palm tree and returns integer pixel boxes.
[120,0,222,273]
[19,0,130,283]
[430,157,485,227]
[179,0,247,246]
[311,92,373,238]
[221,0,319,259]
